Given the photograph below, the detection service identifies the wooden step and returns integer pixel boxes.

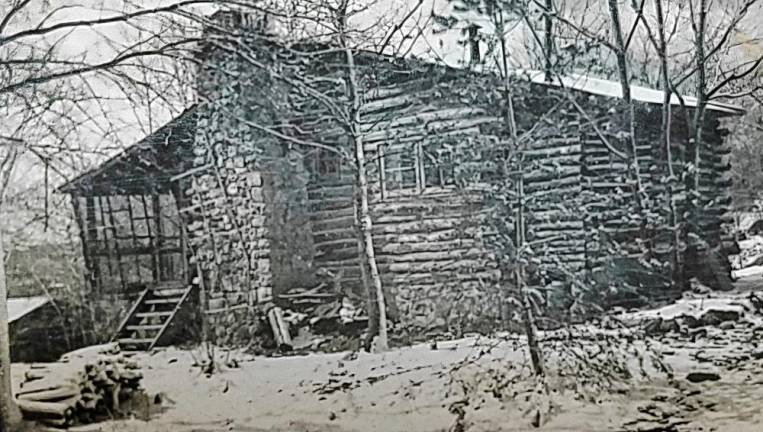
[155,280,186,289]
[152,288,187,297]
[125,324,164,332]
[134,311,173,319]
[144,297,184,305]
[118,338,154,347]
[112,284,195,351]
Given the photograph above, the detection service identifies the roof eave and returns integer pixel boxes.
[57,105,198,194]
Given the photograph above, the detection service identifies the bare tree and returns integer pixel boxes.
[606,0,647,217]
[0,140,22,432]
[496,4,546,377]
[336,2,391,351]
[688,0,709,211]
[0,2,234,427]
[652,0,684,288]
[534,0,762,289]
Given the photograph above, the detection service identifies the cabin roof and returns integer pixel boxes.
[57,65,744,196]
[203,8,744,116]
[7,296,50,324]
[517,70,745,115]
[58,105,198,195]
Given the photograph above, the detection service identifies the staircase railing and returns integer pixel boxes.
[148,285,195,350]
[111,287,151,342]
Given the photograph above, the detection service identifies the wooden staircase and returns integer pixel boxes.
[113,282,195,351]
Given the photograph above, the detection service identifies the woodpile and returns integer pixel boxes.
[252,276,369,353]
[279,280,366,328]
[267,306,293,351]
[278,282,340,312]
[14,343,144,428]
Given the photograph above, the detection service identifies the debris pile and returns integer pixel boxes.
[732,235,763,270]
[280,286,365,329]
[269,273,368,353]
[614,290,763,370]
[642,307,742,336]
[14,343,145,428]
[616,290,761,332]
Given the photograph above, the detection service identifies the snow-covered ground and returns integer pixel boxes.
[12,339,673,432]
[616,291,756,324]
[12,290,763,432]
[734,265,763,278]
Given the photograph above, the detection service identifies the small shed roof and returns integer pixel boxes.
[8,296,51,324]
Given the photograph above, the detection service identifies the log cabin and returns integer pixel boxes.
[58,10,744,348]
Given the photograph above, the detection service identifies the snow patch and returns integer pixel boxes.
[733,265,763,279]
[517,70,744,114]
[618,294,751,324]
[7,296,50,324]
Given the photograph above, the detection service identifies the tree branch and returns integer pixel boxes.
[0,39,199,95]
[0,0,34,34]
[707,56,763,99]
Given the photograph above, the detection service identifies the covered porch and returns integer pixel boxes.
[58,107,198,297]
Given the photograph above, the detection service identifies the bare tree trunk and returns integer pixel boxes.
[0,147,21,431]
[499,19,544,376]
[691,0,708,217]
[340,21,388,351]
[515,173,544,376]
[674,0,708,286]
[606,0,645,212]
[654,0,685,289]
[353,184,378,351]
[0,229,22,432]
[607,0,648,260]
[350,117,389,353]
[653,0,673,177]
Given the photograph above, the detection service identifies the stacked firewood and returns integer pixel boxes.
[14,343,144,427]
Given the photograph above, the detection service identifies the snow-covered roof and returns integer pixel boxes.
[519,70,745,115]
[7,296,51,324]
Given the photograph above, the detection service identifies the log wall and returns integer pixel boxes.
[256,60,737,327]
[369,190,501,330]
[186,12,738,332]
[307,173,357,291]
[696,115,735,246]
[304,74,507,331]
[522,116,587,272]
[363,78,505,330]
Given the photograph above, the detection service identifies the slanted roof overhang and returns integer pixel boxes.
[515,70,745,116]
[58,105,198,196]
